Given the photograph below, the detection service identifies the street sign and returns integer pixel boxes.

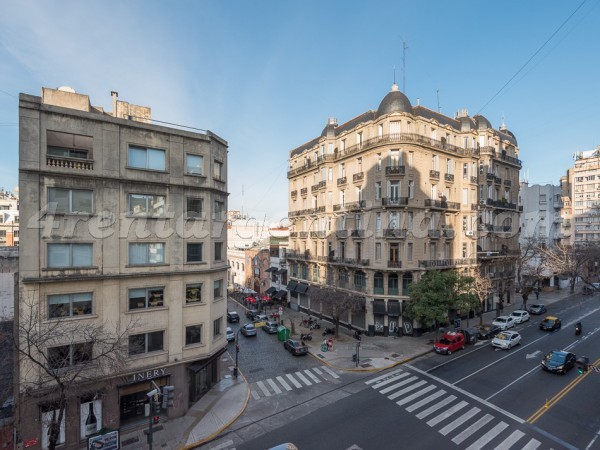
[278,307,283,312]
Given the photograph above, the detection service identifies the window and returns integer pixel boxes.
[185,154,203,175]
[41,404,66,449]
[376,154,382,172]
[213,160,224,180]
[186,197,205,219]
[48,188,93,214]
[129,243,165,265]
[408,180,414,199]
[408,151,413,168]
[213,279,223,299]
[462,188,468,205]
[213,317,222,337]
[128,287,164,310]
[187,243,203,262]
[48,243,92,268]
[47,130,92,160]
[389,181,400,200]
[128,146,165,171]
[128,331,164,356]
[407,212,414,230]
[48,342,93,369]
[214,200,226,220]
[185,325,202,346]
[214,242,223,261]
[128,194,165,216]
[375,182,382,200]
[463,164,469,179]
[48,293,93,318]
[375,242,382,260]
[407,243,413,261]
[186,283,202,303]
[354,271,366,288]
[375,212,382,231]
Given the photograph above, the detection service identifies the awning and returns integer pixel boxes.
[187,347,227,373]
[286,281,298,291]
[387,300,400,316]
[373,299,386,315]
[265,286,277,295]
[273,290,287,299]
[295,283,309,294]
[265,267,277,273]
[277,268,288,275]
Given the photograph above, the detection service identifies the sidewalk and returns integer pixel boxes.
[120,286,578,449]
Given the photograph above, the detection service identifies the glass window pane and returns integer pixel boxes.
[129,243,147,265]
[148,288,164,307]
[186,198,203,217]
[149,243,165,264]
[147,149,165,170]
[186,284,202,303]
[129,194,148,215]
[72,292,92,315]
[147,331,164,352]
[48,294,70,318]
[128,147,146,168]
[72,244,92,266]
[48,345,70,369]
[48,188,70,214]
[71,190,93,213]
[129,288,147,309]
[187,243,202,262]
[185,325,201,345]
[186,154,203,175]
[48,244,71,268]
[128,334,145,355]
[150,195,165,216]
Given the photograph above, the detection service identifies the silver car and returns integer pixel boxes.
[226,326,235,342]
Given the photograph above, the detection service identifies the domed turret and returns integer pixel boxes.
[376,84,412,118]
[473,114,492,131]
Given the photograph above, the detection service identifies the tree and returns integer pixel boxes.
[470,269,493,325]
[11,296,135,450]
[453,273,479,328]
[514,237,546,308]
[539,242,600,293]
[309,286,364,337]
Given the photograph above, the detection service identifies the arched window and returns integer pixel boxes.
[374,272,384,294]
[388,273,399,295]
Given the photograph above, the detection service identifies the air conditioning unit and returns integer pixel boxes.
[465,231,474,236]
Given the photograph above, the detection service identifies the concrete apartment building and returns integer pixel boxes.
[0,190,19,247]
[561,147,600,244]
[287,84,521,335]
[17,86,228,449]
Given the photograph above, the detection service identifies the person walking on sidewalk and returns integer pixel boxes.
[535,287,540,300]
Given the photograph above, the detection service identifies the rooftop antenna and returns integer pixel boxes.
[436,89,441,113]
[402,40,408,92]
[393,66,396,85]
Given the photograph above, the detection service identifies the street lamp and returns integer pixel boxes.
[233,327,243,378]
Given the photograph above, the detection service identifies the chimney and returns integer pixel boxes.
[111,91,118,117]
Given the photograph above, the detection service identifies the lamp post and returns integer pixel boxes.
[233,328,242,378]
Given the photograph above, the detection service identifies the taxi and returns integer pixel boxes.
[539,315,561,331]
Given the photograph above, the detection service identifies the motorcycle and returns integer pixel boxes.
[309,321,321,330]
[322,327,335,336]
[575,322,582,336]
[300,332,313,341]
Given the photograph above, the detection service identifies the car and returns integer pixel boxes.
[246,309,259,320]
[227,311,240,323]
[253,314,269,324]
[262,321,279,334]
[509,310,530,324]
[476,324,502,340]
[240,323,257,337]
[539,315,562,331]
[492,316,516,330]
[433,331,465,355]
[491,330,522,350]
[283,339,308,356]
[226,326,235,342]
[528,303,547,315]
[541,350,576,374]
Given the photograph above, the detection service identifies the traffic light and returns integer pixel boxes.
[153,415,160,424]
[576,356,589,374]
[152,399,161,414]
[162,385,175,408]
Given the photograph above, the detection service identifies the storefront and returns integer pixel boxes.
[371,299,386,336]
[187,348,226,404]
[118,367,171,427]
[387,300,401,337]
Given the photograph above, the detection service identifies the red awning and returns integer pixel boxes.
[260,295,271,301]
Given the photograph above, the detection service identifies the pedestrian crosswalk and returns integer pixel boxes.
[367,368,549,450]
[250,366,340,400]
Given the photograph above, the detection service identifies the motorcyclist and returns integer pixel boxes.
[575,322,582,335]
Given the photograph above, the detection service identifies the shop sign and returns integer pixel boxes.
[88,430,119,450]
[130,367,168,383]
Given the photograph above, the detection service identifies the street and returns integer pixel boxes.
[205,294,600,450]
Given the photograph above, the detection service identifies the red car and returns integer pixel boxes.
[433,331,465,355]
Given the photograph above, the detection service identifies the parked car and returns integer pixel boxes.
[491,330,522,350]
[240,323,257,337]
[509,310,530,324]
[227,311,240,323]
[246,309,259,320]
[263,321,279,334]
[528,303,547,315]
[541,350,576,374]
[253,314,269,324]
[492,316,516,330]
[226,326,235,342]
[433,331,465,355]
[283,339,308,356]
[539,316,562,331]
[477,324,502,340]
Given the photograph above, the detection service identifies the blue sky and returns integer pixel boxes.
[1,1,599,222]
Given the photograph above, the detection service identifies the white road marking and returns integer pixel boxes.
[250,390,260,400]
[388,380,428,400]
[493,430,525,450]
[438,406,481,436]
[395,385,436,406]
[304,369,321,383]
[286,373,302,388]
[378,376,418,394]
[321,366,340,379]
[521,439,541,450]
[209,439,235,450]
[405,390,447,413]
[416,395,457,419]
[267,378,282,394]
[256,381,271,397]
[365,368,405,384]
[452,414,494,444]
[276,375,292,391]
[295,371,312,386]
[312,367,324,376]
[465,421,509,450]
[370,372,411,389]
[426,400,468,427]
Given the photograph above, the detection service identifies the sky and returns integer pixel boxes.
[1,1,599,224]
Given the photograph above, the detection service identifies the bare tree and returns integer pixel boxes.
[514,237,546,308]
[469,269,493,325]
[309,286,364,337]
[11,296,135,450]
[538,242,600,293]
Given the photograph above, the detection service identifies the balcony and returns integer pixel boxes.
[287,251,312,260]
[299,231,308,238]
[382,197,408,207]
[385,165,406,176]
[384,228,407,238]
[424,199,460,210]
[429,170,440,180]
[387,260,402,268]
[494,177,502,184]
[310,230,326,238]
[553,201,564,209]
[300,188,308,196]
[444,173,454,182]
[563,220,571,228]
[353,172,364,183]
[47,155,94,171]
[291,190,298,198]
[328,256,369,266]
[289,231,298,237]
[486,173,495,181]
[350,229,365,238]
[486,199,518,211]
[470,176,478,184]
[346,200,366,211]
[311,184,320,193]
[503,179,512,187]
[418,258,477,268]
[337,177,347,186]
[335,230,348,238]
[428,229,441,239]
[442,228,455,239]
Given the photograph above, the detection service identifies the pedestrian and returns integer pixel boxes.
[535,288,540,300]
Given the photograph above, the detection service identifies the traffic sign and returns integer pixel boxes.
[278,306,283,312]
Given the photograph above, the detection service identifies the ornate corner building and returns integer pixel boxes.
[17,87,228,449]
[286,84,521,335]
